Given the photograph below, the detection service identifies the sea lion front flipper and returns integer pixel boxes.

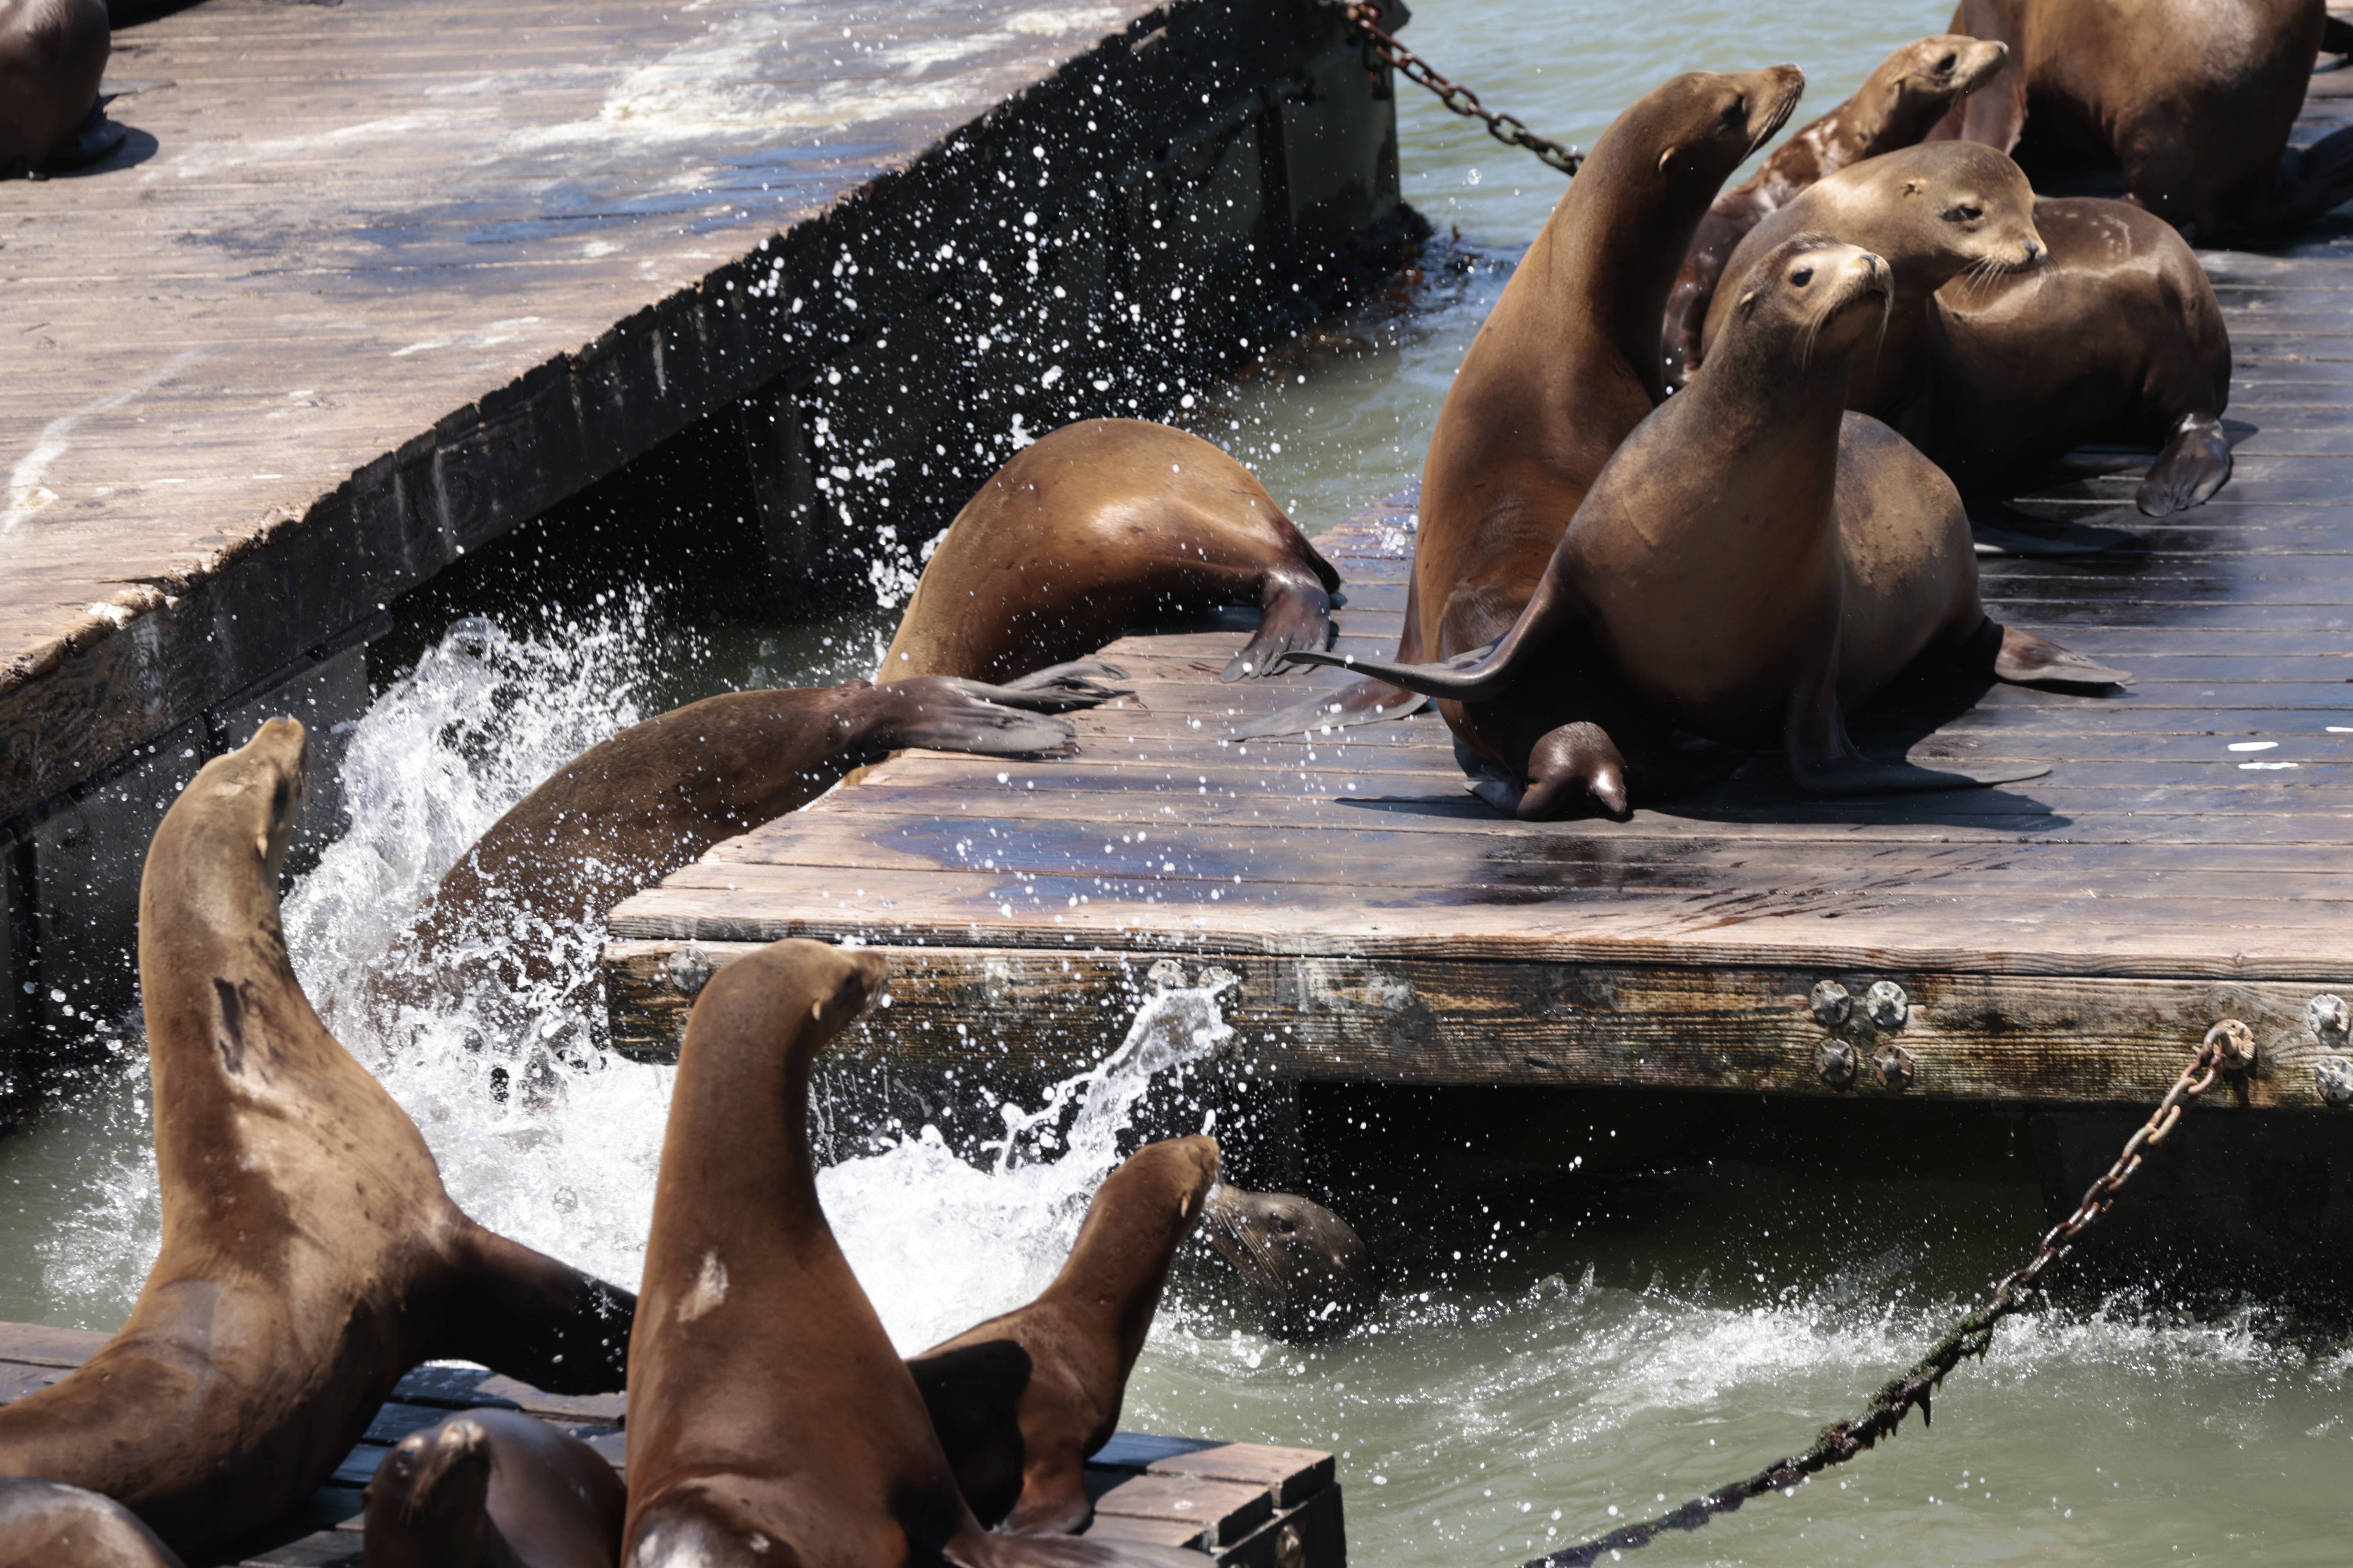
[2326,13,2353,57]
[871,679,1087,758]
[1965,497,2138,559]
[1232,675,1429,740]
[444,1224,636,1393]
[1278,636,1513,700]
[1988,623,2131,689]
[2135,413,2232,516]
[1788,650,2048,794]
[1221,562,1335,682]
[907,1338,1034,1528]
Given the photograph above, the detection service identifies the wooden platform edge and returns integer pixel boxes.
[0,1323,1342,1568]
[600,937,2353,1110]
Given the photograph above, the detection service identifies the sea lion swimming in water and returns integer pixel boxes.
[1285,236,2128,817]
[1240,65,1807,742]
[388,667,1120,1008]
[1931,0,2353,238]
[0,719,635,1556]
[0,0,117,176]
[621,939,1204,1568]
[882,419,1340,686]
[909,1136,1220,1533]
[364,1408,626,1568]
[1703,143,2232,518]
[0,1480,184,1568]
[1662,34,2012,389]
[1202,1187,1377,1344]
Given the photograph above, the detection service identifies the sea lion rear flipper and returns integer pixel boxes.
[2135,413,2232,516]
[993,661,1133,703]
[1230,675,1429,739]
[1983,622,2131,689]
[445,1224,635,1393]
[1222,563,1335,681]
[907,1339,1034,1528]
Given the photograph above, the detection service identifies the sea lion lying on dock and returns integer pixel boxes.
[1286,236,2127,817]
[0,720,635,1557]
[1241,64,1807,742]
[0,0,117,176]
[1662,33,2011,388]
[365,1408,626,1568]
[389,668,1119,1005]
[1932,0,2353,237]
[1203,1187,1378,1344]
[883,419,1340,686]
[910,1136,1220,1533]
[622,938,1203,1568]
[0,1480,184,1568]
[1703,143,2232,517]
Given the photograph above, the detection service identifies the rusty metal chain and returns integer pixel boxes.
[1525,1021,2256,1568]
[1324,0,1584,176]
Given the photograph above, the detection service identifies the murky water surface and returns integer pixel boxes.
[7,3,2351,1563]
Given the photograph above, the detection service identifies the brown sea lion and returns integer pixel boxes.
[1240,65,1807,742]
[882,420,1339,686]
[1703,146,2230,517]
[389,668,1120,1005]
[364,1407,626,1568]
[1932,0,2353,238]
[0,1480,184,1568]
[1202,1187,1377,1345]
[1700,143,2047,421]
[0,0,114,176]
[909,1136,1220,1533]
[1284,237,2128,817]
[1662,34,2011,389]
[0,719,634,1556]
[622,939,1202,1568]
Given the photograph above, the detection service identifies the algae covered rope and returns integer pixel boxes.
[1322,0,1584,175]
[1526,1020,2256,1568]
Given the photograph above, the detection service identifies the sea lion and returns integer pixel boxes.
[364,1408,626,1568]
[1700,142,2047,421]
[0,1480,183,1568]
[389,667,1121,1005]
[1662,34,2012,389]
[909,1136,1220,1534]
[1201,1187,1377,1344]
[622,939,1201,1568]
[1240,65,1807,742]
[1932,0,2353,238]
[1284,237,2128,817]
[882,420,1340,686]
[0,719,635,1556]
[0,0,114,177]
[1703,146,2231,517]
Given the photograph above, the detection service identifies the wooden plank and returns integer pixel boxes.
[1091,1473,1274,1546]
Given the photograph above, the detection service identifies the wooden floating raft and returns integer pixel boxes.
[0,1321,1341,1568]
[603,55,2353,1106]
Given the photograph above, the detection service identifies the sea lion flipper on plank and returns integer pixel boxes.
[364,1407,626,1568]
[0,1479,186,1568]
[0,719,634,1557]
[2136,413,2234,517]
[622,940,1205,1568]
[910,1136,1220,1534]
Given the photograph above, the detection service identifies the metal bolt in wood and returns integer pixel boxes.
[1809,979,1852,1028]
[1872,1043,1916,1090]
[1865,980,1909,1030]
[664,943,713,997]
[2317,1055,2353,1106]
[1815,1038,1858,1087]
[2206,1018,2258,1072]
[2308,993,2350,1044]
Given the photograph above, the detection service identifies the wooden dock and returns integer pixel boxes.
[0,0,1414,1062]
[0,1321,1342,1567]
[601,86,2353,1113]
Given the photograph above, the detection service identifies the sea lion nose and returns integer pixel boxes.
[2023,239,2045,264]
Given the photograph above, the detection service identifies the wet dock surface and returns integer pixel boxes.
[0,1320,1341,1566]
[602,81,2353,1107]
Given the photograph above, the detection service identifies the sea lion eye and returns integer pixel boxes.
[1791,267,1813,287]
[1937,52,1958,71]
[1722,97,1746,127]
[1945,203,1983,222]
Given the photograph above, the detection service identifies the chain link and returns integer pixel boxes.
[1525,1024,2247,1568]
[1323,0,1583,176]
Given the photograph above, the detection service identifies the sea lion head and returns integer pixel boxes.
[1638,64,1806,187]
[363,1416,497,1563]
[1203,1186,1377,1343]
[1723,233,1892,369]
[689,937,890,1071]
[1884,33,2009,115]
[1867,141,2044,283]
[152,717,311,900]
[1123,1134,1223,1228]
